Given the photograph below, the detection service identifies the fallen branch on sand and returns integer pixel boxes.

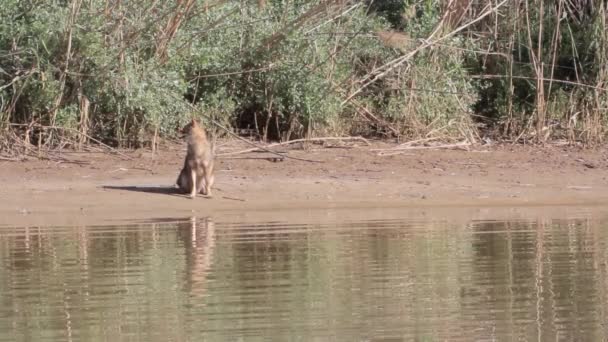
[371,137,440,151]
[377,141,471,156]
[9,137,91,164]
[217,136,369,157]
[395,137,440,147]
[0,155,24,162]
[9,123,133,160]
[162,92,322,163]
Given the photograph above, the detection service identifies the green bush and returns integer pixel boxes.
[1,0,606,149]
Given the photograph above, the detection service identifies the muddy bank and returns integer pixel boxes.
[1,140,608,226]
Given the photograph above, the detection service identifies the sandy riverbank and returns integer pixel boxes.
[1,140,608,226]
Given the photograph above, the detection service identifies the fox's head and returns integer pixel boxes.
[180,118,200,136]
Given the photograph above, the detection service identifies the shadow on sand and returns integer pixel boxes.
[102,185,234,201]
[101,185,189,198]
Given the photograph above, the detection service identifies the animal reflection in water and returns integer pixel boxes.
[177,217,216,299]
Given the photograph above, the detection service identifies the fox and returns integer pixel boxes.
[176,118,215,199]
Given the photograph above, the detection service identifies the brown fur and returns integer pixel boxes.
[176,118,215,199]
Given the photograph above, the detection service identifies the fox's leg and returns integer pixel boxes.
[203,160,214,197]
[189,168,197,199]
[195,171,205,195]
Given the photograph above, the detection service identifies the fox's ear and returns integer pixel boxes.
[191,118,199,126]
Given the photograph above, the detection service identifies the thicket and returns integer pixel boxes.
[0,0,606,154]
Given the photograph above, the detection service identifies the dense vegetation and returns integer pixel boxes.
[0,0,606,152]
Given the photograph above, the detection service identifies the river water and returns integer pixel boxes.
[1,207,607,341]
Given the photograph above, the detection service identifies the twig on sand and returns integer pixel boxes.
[567,185,592,190]
[220,156,285,162]
[377,141,471,156]
[52,158,91,165]
[218,136,369,157]
[222,196,246,202]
